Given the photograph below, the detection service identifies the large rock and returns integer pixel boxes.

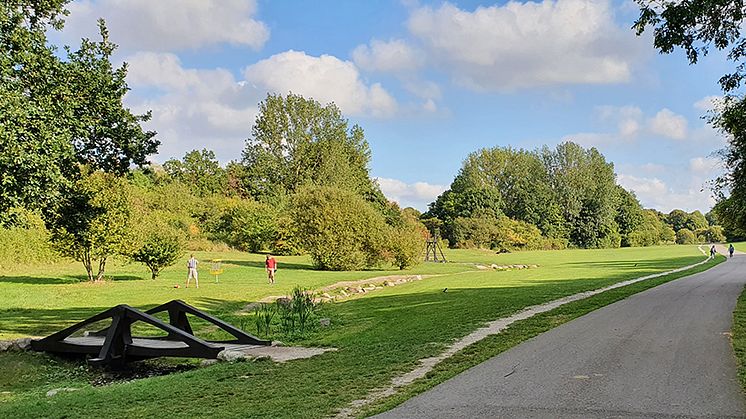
[217,350,251,362]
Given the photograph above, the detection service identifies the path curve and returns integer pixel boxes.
[377,254,746,418]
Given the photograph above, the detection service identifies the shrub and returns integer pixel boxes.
[132,227,183,279]
[0,209,57,265]
[388,218,426,270]
[291,185,388,270]
[675,228,697,244]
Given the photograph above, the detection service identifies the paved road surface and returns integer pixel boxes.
[378,255,746,418]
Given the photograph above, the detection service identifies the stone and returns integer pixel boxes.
[386,281,396,286]
[339,290,348,296]
[319,318,331,327]
[200,359,219,367]
[321,293,332,299]
[46,388,78,397]
[276,297,291,306]
[0,340,12,352]
[490,264,499,269]
[271,340,284,347]
[217,350,251,362]
[14,338,32,350]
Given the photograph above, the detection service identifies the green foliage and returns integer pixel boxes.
[0,209,57,265]
[163,149,227,197]
[241,93,376,199]
[675,228,697,245]
[0,4,157,224]
[430,142,623,250]
[615,187,644,247]
[697,225,726,243]
[131,226,183,280]
[452,215,555,251]
[291,185,389,270]
[254,303,275,338]
[627,210,675,247]
[210,198,278,253]
[388,217,426,270]
[48,169,132,281]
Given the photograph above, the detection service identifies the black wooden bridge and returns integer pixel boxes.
[31,300,270,367]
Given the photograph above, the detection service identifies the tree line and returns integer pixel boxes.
[424,143,725,251]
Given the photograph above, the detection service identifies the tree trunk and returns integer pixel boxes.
[95,257,107,281]
[83,250,94,282]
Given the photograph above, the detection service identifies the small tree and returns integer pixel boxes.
[49,169,132,281]
[132,229,183,279]
[675,228,697,245]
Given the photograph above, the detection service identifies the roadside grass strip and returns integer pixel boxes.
[732,277,746,394]
[350,247,719,418]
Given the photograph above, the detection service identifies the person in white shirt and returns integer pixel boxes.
[186,254,199,288]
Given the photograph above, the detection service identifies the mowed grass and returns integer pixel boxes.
[0,245,711,418]
[732,280,746,394]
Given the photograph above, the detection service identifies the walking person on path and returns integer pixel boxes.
[730,243,735,258]
[265,255,277,284]
[186,254,199,288]
[710,245,717,258]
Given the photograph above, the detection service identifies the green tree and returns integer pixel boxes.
[291,185,389,270]
[132,227,183,280]
[675,228,697,245]
[615,186,644,247]
[49,169,132,281]
[542,142,619,248]
[0,4,158,223]
[241,93,376,199]
[163,149,227,197]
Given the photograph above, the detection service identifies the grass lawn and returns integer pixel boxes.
[0,245,711,418]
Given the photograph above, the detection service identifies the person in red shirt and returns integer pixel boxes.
[265,255,277,284]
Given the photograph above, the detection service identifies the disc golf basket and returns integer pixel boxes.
[210,259,224,283]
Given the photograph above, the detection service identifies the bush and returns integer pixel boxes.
[388,218,426,270]
[697,226,726,243]
[0,209,57,265]
[132,227,183,279]
[675,228,697,244]
[451,215,548,251]
[291,185,389,270]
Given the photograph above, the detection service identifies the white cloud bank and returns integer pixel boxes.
[407,0,643,91]
[618,173,717,213]
[352,39,424,74]
[376,177,447,210]
[64,0,269,51]
[244,50,398,118]
[649,108,688,140]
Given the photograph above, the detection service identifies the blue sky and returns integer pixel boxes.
[56,0,732,212]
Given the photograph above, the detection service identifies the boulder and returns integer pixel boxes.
[276,297,291,306]
[0,340,13,352]
[217,350,251,362]
[13,338,32,351]
[319,318,331,327]
[200,359,219,367]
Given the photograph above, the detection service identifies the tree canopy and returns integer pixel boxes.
[0,2,158,224]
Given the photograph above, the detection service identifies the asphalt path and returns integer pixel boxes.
[378,254,746,418]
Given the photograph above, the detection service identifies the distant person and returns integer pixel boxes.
[265,255,277,284]
[186,254,199,288]
[730,243,736,258]
[710,245,717,258]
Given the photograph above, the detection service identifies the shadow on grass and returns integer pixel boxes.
[561,255,702,270]
[0,274,146,285]
[222,259,312,271]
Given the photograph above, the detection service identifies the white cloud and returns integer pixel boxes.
[598,105,643,138]
[376,177,447,210]
[693,95,722,112]
[124,52,260,162]
[618,173,716,212]
[648,108,688,140]
[407,0,643,91]
[689,156,721,175]
[244,50,398,117]
[64,0,269,51]
[352,39,424,73]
